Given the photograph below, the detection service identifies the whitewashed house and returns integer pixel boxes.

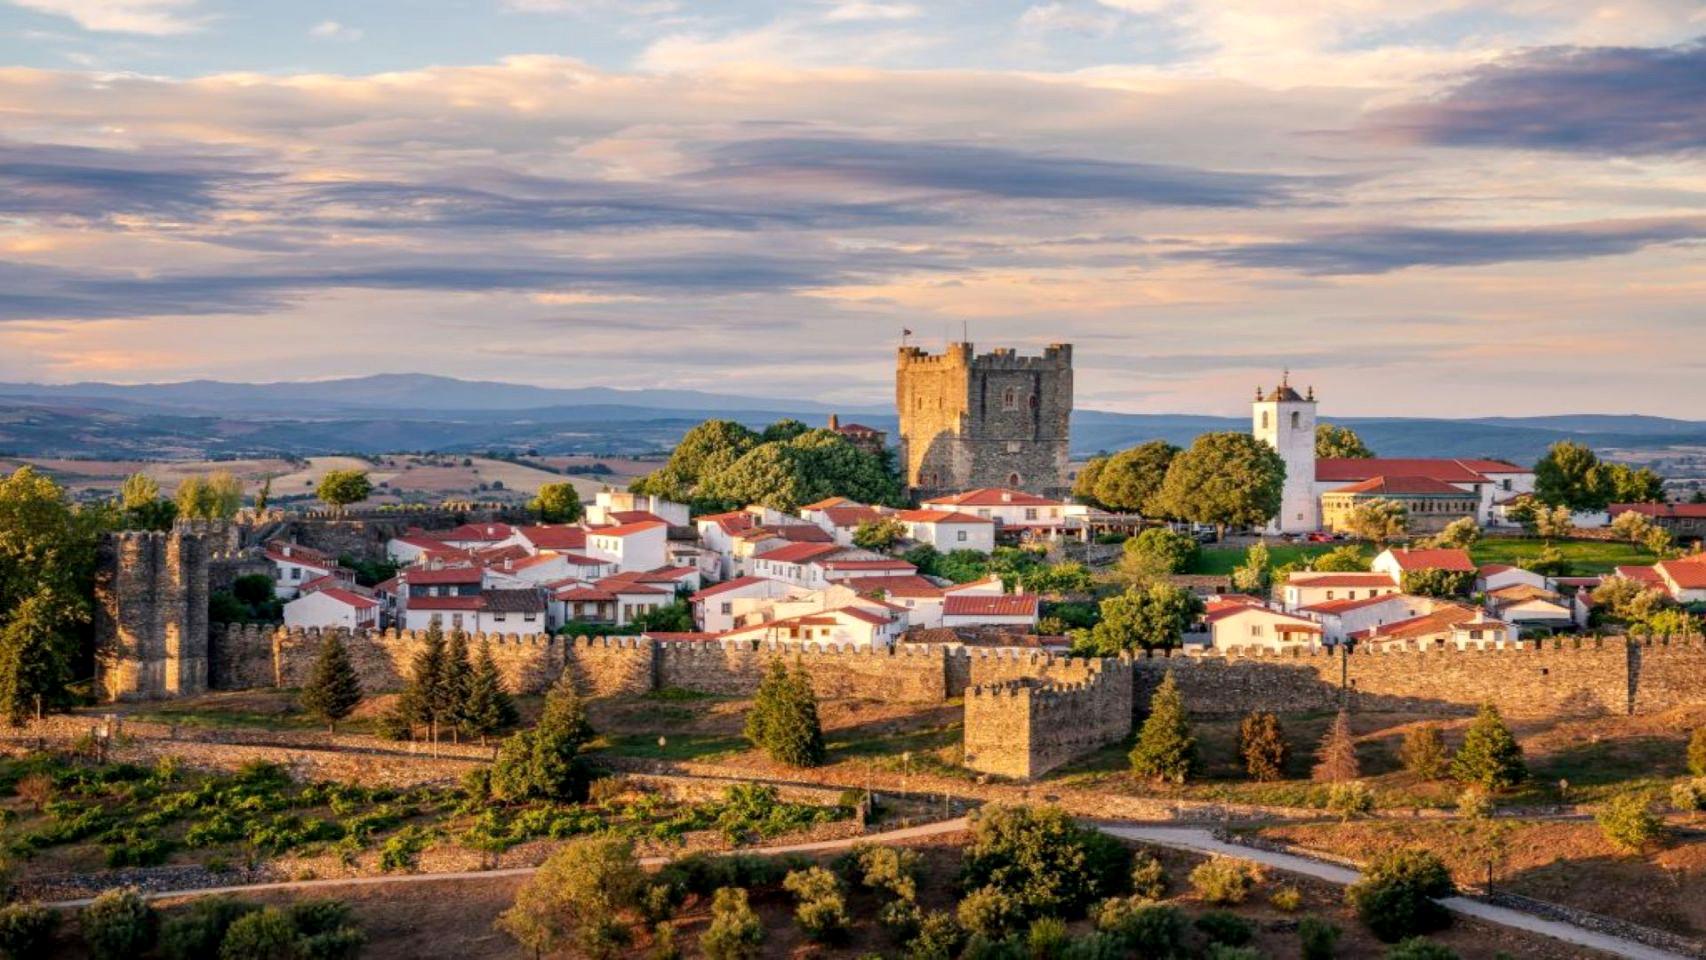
[586,520,669,573]
[1281,572,1399,612]
[895,509,996,553]
[283,586,379,631]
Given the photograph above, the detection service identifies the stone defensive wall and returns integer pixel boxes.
[1133,637,1706,720]
[963,657,1134,780]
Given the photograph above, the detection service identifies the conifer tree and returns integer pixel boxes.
[299,632,363,732]
[1451,702,1526,792]
[1312,710,1360,783]
[743,659,827,767]
[492,674,597,801]
[463,638,519,744]
[398,623,448,742]
[1238,710,1289,782]
[440,630,473,743]
[1129,671,1198,784]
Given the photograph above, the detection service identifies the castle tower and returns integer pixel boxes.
[94,525,212,701]
[1252,373,1318,533]
[896,342,1073,499]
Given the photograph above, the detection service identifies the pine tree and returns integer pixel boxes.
[399,623,448,743]
[1129,671,1198,784]
[1451,702,1526,792]
[1238,710,1289,782]
[1399,725,1450,780]
[463,639,519,744]
[1312,710,1360,783]
[492,674,597,801]
[299,632,363,732]
[440,630,473,743]
[743,659,826,767]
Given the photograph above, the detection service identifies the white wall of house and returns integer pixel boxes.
[283,591,376,630]
[270,558,333,599]
[1282,575,1398,612]
[904,519,995,553]
[1310,595,1431,644]
[587,524,668,573]
[1209,607,1322,650]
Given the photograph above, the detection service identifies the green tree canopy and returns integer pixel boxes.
[118,473,177,531]
[762,419,810,443]
[1092,441,1180,515]
[299,633,363,732]
[1130,672,1198,784]
[1450,703,1526,792]
[1150,432,1285,536]
[491,675,598,802]
[631,419,760,502]
[852,517,907,551]
[1071,584,1202,655]
[175,471,244,520]
[1343,499,1409,546]
[315,470,372,514]
[497,838,645,958]
[1071,457,1107,509]
[1124,528,1198,574]
[1531,441,1657,511]
[1316,423,1374,459]
[529,482,583,523]
[744,660,826,767]
[703,430,900,514]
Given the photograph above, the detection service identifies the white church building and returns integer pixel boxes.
[1253,376,1319,534]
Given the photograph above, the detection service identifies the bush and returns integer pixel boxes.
[744,660,826,767]
[1299,916,1342,960]
[159,898,258,960]
[1194,910,1254,946]
[1239,711,1290,782]
[1312,711,1360,783]
[1270,884,1303,912]
[82,888,158,960]
[0,903,58,960]
[650,922,679,960]
[1399,726,1450,780]
[1096,901,1182,956]
[700,888,764,960]
[957,887,1024,939]
[1671,779,1706,813]
[218,907,299,960]
[1690,727,1706,777]
[1188,858,1255,906]
[905,911,963,960]
[1326,781,1374,819]
[1450,703,1525,792]
[1596,793,1667,853]
[1059,931,1124,960]
[490,676,598,802]
[850,843,921,902]
[960,806,1130,920]
[1384,938,1460,960]
[961,933,1023,960]
[1026,917,1070,960]
[783,867,849,942]
[1346,850,1454,942]
[1456,787,1493,820]
[879,899,923,941]
[497,838,644,959]
[1130,853,1167,901]
[1204,947,1261,960]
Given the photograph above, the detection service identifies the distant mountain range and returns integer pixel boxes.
[2,374,1703,468]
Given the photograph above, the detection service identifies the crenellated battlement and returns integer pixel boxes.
[963,655,1133,779]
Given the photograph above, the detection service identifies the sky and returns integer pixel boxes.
[0,1,1702,417]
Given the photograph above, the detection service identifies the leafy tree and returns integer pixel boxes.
[1020,562,1093,596]
[1642,526,1675,558]
[1316,423,1374,459]
[1311,545,1369,572]
[744,660,826,767]
[119,473,177,530]
[1344,499,1408,546]
[1150,433,1285,537]
[959,805,1130,920]
[529,482,583,523]
[218,907,299,960]
[315,470,372,514]
[1400,725,1449,780]
[0,902,58,960]
[1431,517,1480,549]
[497,838,645,959]
[1450,703,1525,792]
[1238,710,1289,781]
[1346,849,1454,942]
[1312,710,1360,782]
[701,430,900,513]
[1298,917,1342,960]
[83,888,158,960]
[1071,457,1108,509]
[1596,793,1666,853]
[1607,464,1665,504]
[463,639,519,743]
[903,544,942,577]
[1229,541,1271,595]
[1520,544,1571,577]
[1399,568,1472,598]
[174,471,244,521]
[852,518,907,551]
[1130,672,1198,783]
[1609,509,1654,544]
[1590,576,1669,625]
[1382,938,1460,960]
[783,867,849,942]
[937,549,993,584]
[701,888,764,960]
[1071,584,1201,655]
[1092,441,1180,515]
[299,633,363,732]
[253,476,271,513]
[1691,727,1706,778]
[1122,527,1198,575]
[491,675,597,802]
[1534,441,1613,511]
[763,418,810,443]
[0,467,108,724]
[633,419,760,503]
[1532,504,1574,540]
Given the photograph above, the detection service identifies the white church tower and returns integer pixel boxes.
[1253,373,1318,533]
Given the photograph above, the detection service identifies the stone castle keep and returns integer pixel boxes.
[896,342,1073,499]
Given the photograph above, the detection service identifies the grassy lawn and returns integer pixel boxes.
[598,732,748,763]
[1188,544,1336,575]
[1470,537,1656,575]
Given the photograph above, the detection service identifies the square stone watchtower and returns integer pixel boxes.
[93,525,213,701]
[896,341,1073,500]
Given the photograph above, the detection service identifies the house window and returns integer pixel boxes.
[290,567,302,581]
[452,614,464,629]
[1348,591,1357,600]
[1250,624,1263,636]
[524,613,537,622]
[1326,591,1335,600]
[1009,473,1022,487]
[957,530,967,542]
[494,613,507,622]
[721,602,732,615]
[1003,387,1019,411]
[1024,508,1038,520]
[430,614,443,626]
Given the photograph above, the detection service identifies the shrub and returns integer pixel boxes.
[1312,711,1360,783]
[497,838,644,959]
[649,922,679,960]
[1130,853,1167,901]
[82,887,158,960]
[957,887,1024,939]
[1384,938,1460,960]
[14,773,53,812]
[1456,787,1493,820]
[1239,711,1290,782]
[1096,901,1183,955]
[1690,727,1706,778]
[1193,910,1254,946]
[1596,793,1667,853]
[1299,916,1342,960]
[906,911,963,960]
[159,897,259,960]
[1326,781,1374,819]
[879,899,924,941]
[1399,726,1450,780]
[851,843,921,902]
[1188,858,1255,906]
[1026,917,1070,960]
[490,676,598,802]
[1130,672,1198,784]
[1450,703,1526,792]
[1059,931,1124,960]
[783,867,849,942]
[960,805,1131,920]
[0,903,58,960]
[1346,850,1454,942]
[743,660,826,767]
[218,907,300,960]
[1671,779,1706,813]
[961,933,1023,960]
[700,888,764,960]
[1270,884,1303,912]
[1204,947,1261,960]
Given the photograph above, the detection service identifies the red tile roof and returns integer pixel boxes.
[756,542,843,564]
[1204,605,1321,630]
[516,525,588,550]
[690,576,779,601]
[846,575,945,599]
[1615,565,1663,585]
[589,520,667,538]
[943,594,1039,618]
[895,509,994,524]
[822,559,918,572]
[1355,604,1496,642]
[407,595,484,611]
[265,548,334,570]
[435,523,515,542]
[1331,475,1475,496]
[1299,594,1412,615]
[1381,548,1475,572]
[556,586,615,602]
[593,577,671,596]
[1478,564,1515,575]
[924,488,1062,508]
[1287,572,1397,588]
[311,587,380,610]
[1611,503,1706,520]
[607,510,668,525]
[1316,459,1522,484]
[1659,559,1706,590]
[821,506,885,527]
[800,497,852,510]
[404,566,484,584]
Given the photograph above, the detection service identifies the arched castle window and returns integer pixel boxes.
[1260,411,1269,429]
[1290,411,1301,430]
[1008,472,1021,487]
[1002,387,1019,411]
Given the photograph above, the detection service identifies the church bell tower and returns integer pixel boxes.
[1252,373,1318,534]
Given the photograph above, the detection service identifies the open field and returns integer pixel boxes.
[0,456,295,498]
[1189,536,1663,577]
